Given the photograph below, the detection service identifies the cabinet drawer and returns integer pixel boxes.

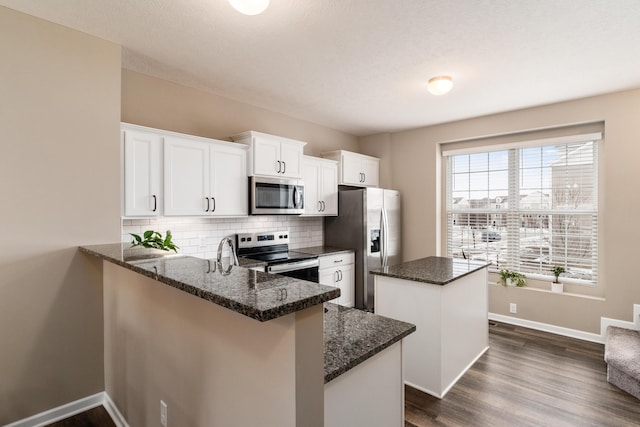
[319,252,354,269]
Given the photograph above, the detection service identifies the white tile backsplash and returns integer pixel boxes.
[122,216,323,259]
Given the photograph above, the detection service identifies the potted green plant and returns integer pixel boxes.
[125,230,179,260]
[551,266,566,293]
[498,269,526,287]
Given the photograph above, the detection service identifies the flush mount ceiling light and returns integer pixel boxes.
[427,75,453,96]
[228,0,270,15]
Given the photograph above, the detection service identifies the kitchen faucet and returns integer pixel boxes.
[217,235,239,270]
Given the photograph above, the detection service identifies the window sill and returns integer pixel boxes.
[488,282,605,301]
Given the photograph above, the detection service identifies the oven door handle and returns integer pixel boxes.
[268,259,319,273]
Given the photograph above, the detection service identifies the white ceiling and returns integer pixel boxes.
[3,0,640,136]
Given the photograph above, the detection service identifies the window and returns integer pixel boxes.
[445,133,600,283]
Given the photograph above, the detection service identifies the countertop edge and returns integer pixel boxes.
[370,256,490,285]
[79,245,340,322]
[371,263,489,285]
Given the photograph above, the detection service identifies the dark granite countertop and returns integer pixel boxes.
[297,246,354,256]
[370,256,490,285]
[236,257,267,269]
[80,243,340,322]
[323,303,415,383]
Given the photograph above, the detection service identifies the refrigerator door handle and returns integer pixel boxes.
[380,209,386,266]
[381,208,390,267]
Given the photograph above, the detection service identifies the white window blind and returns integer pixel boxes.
[445,133,600,283]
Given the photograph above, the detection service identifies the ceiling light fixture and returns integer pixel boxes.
[228,0,270,15]
[427,75,453,96]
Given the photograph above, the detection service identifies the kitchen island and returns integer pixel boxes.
[372,256,489,398]
[81,244,414,427]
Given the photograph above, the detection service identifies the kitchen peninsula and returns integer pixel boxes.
[373,256,489,398]
[81,244,414,427]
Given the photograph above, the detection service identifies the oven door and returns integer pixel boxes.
[251,176,304,215]
[267,258,319,282]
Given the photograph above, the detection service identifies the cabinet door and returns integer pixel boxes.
[341,152,362,185]
[280,140,303,178]
[123,130,161,217]
[337,264,355,308]
[320,162,338,215]
[303,158,321,215]
[253,137,281,177]
[361,157,380,187]
[164,137,210,216]
[210,144,248,216]
[319,268,337,288]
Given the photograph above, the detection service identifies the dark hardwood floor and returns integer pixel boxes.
[405,321,640,426]
[45,405,115,427]
[43,322,640,427]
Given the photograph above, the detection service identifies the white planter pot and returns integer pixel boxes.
[551,282,564,293]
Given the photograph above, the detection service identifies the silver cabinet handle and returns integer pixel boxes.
[320,201,325,212]
[276,160,282,173]
[335,270,339,283]
[211,196,216,212]
[282,161,286,174]
[152,194,157,212]
[318,201,322,212]
[205,197,210,212]
[363,173,366,183]
[334,259,343,263]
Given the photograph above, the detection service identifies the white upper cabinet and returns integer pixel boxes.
[209,144,248,216]
[322,150,379,187]
[164,136,210,216]
[122,127,162,217]
[303,156,338,216]
[164,136,247,217]
[232,131,305,178]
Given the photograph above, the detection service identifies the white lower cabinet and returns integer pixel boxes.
[324,341,404,427]
[319,252,354,307]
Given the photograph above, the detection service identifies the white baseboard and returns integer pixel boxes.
[489,313,604,344]
[601,304,640,336]
[103,392,129,427]
[4,391,129,427]
[4,392,104,427]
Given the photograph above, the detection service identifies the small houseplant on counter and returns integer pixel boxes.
[125,230,179,260]
[551,266,566,293]
[498,269,526,287]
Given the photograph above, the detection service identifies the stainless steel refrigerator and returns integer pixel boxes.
[324,187,401,311]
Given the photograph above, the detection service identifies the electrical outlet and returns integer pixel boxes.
[160,400,167,427]
[509,303,517,314]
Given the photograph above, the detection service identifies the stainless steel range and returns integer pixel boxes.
[236,230,319,282]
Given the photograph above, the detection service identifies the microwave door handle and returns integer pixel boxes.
[293,186,302,208]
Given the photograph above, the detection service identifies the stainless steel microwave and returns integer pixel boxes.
[249,176,304,215]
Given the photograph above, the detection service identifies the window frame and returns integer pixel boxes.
[443,132,601,285]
